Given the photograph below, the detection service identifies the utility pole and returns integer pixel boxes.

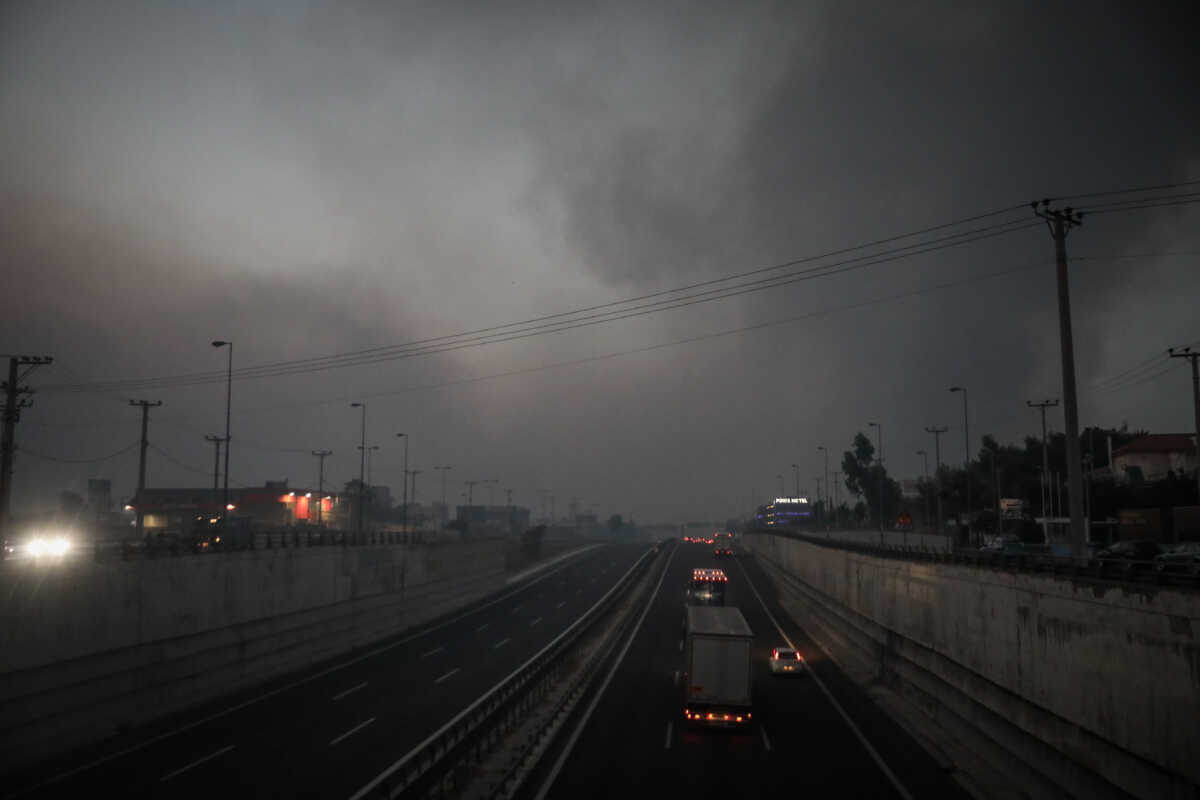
[351,402,367,534]
[312,450,331,525]
[205,436,223,490]
[1168,347,1200,501]
[130,400,163,538]
[790,464,800,500]
[0,355,52,540]
[925,426,947,542]
[1027,400,1059,543]
[465,480,478,506]
[361,445,380,486]
[1033,200,1086,555]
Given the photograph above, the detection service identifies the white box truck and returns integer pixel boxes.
[682,605,754,727]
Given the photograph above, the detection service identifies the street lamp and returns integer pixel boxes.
[211,341,233,525]
[396,433,409,532]
[917,449,929,533]
[790,464,800,500]
[351,403,366,534]
[950,386,971,542]
[817,446,830,531]
[868,421,884,541]
[434,465,452,526]
[776,474,784,497]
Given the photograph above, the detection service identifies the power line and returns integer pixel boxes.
[226,257,1051,419]
[1054,177,1200,202]
[48,217,1043,393]
[16,441,140,464]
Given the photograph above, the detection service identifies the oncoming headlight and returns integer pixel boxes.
[27,537,72,558]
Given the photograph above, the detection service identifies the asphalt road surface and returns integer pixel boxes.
[4,542,649,799]
[536,542,970,799]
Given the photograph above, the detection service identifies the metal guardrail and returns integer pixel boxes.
[745,528,1200,591]
[347,543,661,800]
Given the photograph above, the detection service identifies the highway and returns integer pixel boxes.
[535,540,970,799]
[4,542,648,799]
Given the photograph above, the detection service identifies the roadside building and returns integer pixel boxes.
[1112,434,1197,483]
[133,484,338,530]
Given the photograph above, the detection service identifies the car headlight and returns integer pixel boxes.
[27,537,71,557]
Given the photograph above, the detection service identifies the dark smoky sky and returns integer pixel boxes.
[2,1,1197,522]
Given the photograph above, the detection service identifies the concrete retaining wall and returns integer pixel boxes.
[0,537,547,773]
[744,532,1200,800]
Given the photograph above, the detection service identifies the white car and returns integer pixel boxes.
[768,647,804,675]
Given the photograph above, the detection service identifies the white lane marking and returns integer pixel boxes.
[11,545,607,799]
[735,558,913,800]
[555,601,566,609]
[476,622,490,633]
[678,639,684,652]
[493,637,511,649]
[159,745,236,782]
[530,617,542,627]
[534,545,679,800]
[760,724,772,752]
[330,717,376,746]
[331,681,368,702]
[349,546,657,800]
[420,646,444,659]
[664,722,673,750]
[434,668,460,685]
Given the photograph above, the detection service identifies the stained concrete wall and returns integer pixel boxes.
[744,532,1200,800]
[0,538,543,772]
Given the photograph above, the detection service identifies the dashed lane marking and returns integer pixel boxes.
[159,745,236,782]
[434,668,460,685]
[330,718,375,746]
[331,682,368,702]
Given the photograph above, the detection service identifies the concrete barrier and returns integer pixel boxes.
[0,537,578,774]
[743,532,1200,800]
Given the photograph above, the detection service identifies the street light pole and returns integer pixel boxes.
[396,433,408,532]
[868,422,883,541]
[351,402,366,534]
[434,465,451,525]
[212,341,233,524]
[817,446,830,531]
[950,387,971,543]
[917,449,929,532]
[790,464,800,501]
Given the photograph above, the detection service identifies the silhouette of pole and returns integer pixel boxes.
[312,450,332,525]
[131,400,162,538]
[1168,347,1200,501]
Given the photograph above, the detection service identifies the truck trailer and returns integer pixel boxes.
[682,605,754,727]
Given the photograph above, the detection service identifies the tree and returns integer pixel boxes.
[841,432,901,526]
[608,514,624,533]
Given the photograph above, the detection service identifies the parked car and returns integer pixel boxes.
[979,535,1024,555]
[1154,541,1200,565]
[1095,540,1163,561]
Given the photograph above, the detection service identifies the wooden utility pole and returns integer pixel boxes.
[1033,200,1086,555]
[130,400,163,538]
[1168,347,1200,500]
[0,356,52,540]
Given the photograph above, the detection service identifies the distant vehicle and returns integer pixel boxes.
[1095,540,1163,561]
[979,535,1024,555]
[1154,541,1200,565]
[683,605,754,727]
[687,568,727,606]
[768,647,804,675]
[713,532,733,556]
